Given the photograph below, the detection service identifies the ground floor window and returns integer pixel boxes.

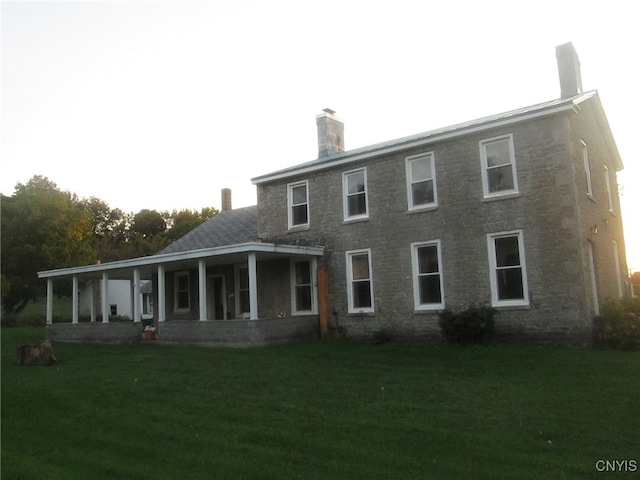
[346,249,374,313]
[174,271,190,312]
[291,259,316,314]
[487,230,529,306]
[411,240,444,310]
[235,265,250,317]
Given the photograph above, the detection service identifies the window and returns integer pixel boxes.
[406,153,437,210]
[110,304,118,316]
[480,134,518,198]
[604,166,614,213]
[411,240,444,310]
[174,271,190,311]
[288,180,309,228]
[613,241,623,298]
[343,168,368,220]
[582,141,593,198]
[142,294,153,315]
[235,265,250,317]
[487,230,529,307]
[346,249,374,313]
[291,259,316,314]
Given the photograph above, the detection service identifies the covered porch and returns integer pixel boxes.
[38,242,328,346]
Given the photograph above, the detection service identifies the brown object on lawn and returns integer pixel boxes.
[17,339,57,366]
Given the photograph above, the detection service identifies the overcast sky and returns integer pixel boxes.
[1,0,638,271]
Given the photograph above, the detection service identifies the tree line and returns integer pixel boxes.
[1,175,218,315]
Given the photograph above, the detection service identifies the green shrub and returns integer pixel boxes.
[438,304,496,345]
[371,327,393,344]
[594,297,640,350]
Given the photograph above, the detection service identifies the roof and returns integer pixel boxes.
[252,91,617,184]
[159,205,259,255]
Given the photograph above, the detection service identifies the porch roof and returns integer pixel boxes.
[38,242,324,280]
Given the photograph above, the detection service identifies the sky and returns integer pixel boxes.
[1,0,638,272]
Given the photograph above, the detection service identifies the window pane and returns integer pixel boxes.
[292,204,308,225]
[418,245,439,274]
[177,275,189,290]
[295,261,311,284]
[495,236,520,267]
[487,164,514,193]
[485,139,511,167]
[177,291,189,309]
[352,281,372,308]
[411,157,432,182]
[347,172,365,194]
[412,180,434,206]
[295,286,312,311]
[496,268,524,300]
[292,184,307,205]
[351,254,370,280]
[239,291,250,313]
[348,192,366,216]
[419,275,442,304]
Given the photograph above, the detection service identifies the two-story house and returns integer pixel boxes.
[39,43,629,346]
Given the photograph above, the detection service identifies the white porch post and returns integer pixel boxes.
[101,272,109,323]
[157,265,166,322]
[248,252,258,320]
[72,275,79,324]
[198,259,207,321]
[46,278,53,325]
[133,268,141,323]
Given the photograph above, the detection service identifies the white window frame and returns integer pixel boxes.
[234,264,250,318]
[411,240,445,310]
[173,271,190,312]
[342,168,369,221]
[604,165,614,214]
[406,152,438,211]
[290,258,317,315]
[582,140,593,198]
[287,180,310,229]
[480,134,519,199]
[487,230,529,307]
[346,249,374,313]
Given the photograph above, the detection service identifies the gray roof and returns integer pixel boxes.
[252,92,602,184]
[159,206,259,255]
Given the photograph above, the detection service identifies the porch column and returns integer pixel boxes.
[101,272,109,323]
[157,265,166,322]
[46,278,53,325]
[133,268,141,323]
[248,252,258,320]
[198,259,207,321]
[72,275,79,324]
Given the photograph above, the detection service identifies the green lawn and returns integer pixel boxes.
[1,327,638,479]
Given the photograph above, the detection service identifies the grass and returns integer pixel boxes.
[2,327,638,479]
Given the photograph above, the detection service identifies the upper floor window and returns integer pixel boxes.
[288,180,309,229]
[582,141,593,198]
[604,165,614,214]
[346,249,374,313]
[487,230,529,307]
[343,168,368,221]
[411,240,444,310]
[174,271,190,312]
[480,134,518,198]
[406,152,437,210]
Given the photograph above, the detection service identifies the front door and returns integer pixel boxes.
[207,275,227,320]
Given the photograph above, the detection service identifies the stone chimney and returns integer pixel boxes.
[556,42,583,99]
[221,188,232,211]
[316,108,344,158]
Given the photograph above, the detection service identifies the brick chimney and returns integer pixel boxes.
[221,188,232,211]
[556,42,583,99]
[316,108,344,158]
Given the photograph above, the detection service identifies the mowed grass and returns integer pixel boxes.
[2,327,638,480]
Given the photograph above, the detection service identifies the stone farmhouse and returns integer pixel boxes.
[39,43,629,346]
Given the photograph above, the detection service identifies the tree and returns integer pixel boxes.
[164,207,219,242]
[80,197,132,262]
[1,176,95,315]
[129,209,170,256]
